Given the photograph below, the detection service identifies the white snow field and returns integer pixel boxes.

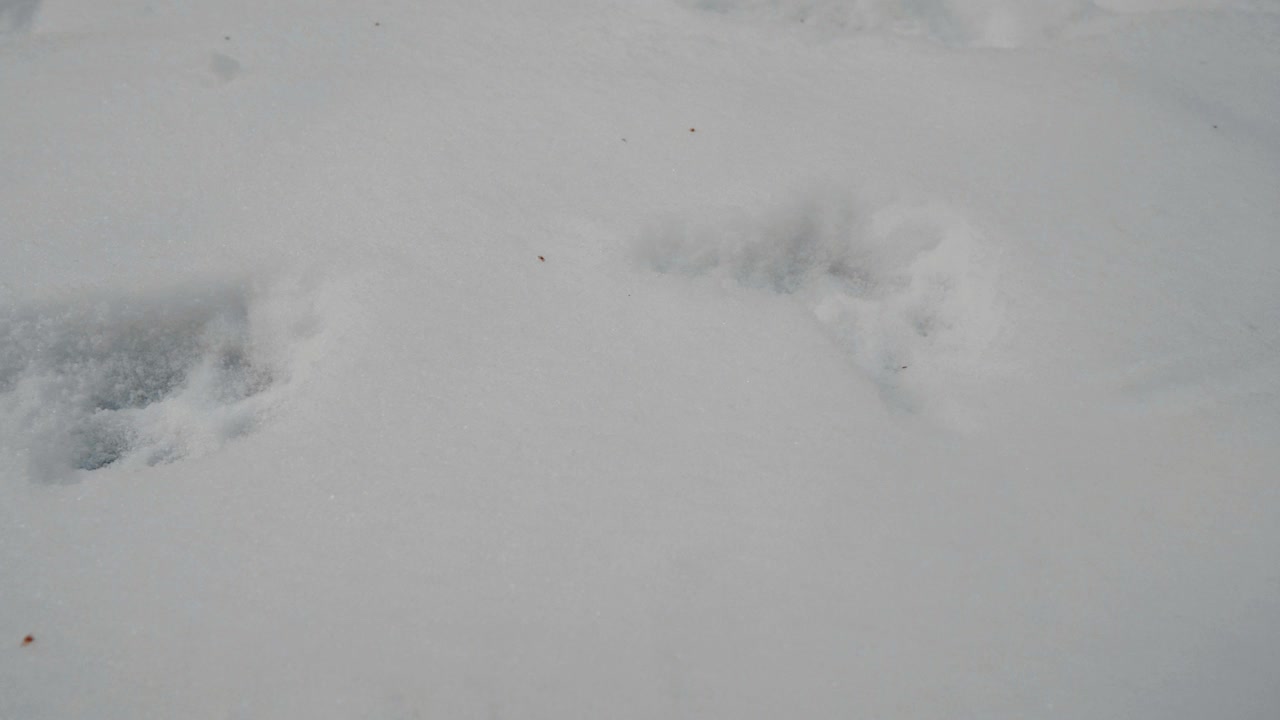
[2,0,1278,717]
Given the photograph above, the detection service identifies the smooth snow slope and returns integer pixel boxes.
[2,1,1278,718]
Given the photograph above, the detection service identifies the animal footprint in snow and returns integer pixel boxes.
[817,203,1003,379]
[640,194,1004,419]
[0,278,322,483]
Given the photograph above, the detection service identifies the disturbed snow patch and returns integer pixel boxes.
[676,0,1102,48]
[0,278,320,482]
[640,194,1004,418]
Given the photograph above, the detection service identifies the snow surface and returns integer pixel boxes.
[2,0,1278,718]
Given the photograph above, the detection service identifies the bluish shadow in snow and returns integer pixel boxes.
[208,52,242,85]
[0,278,319,483]
[0,0,39,34]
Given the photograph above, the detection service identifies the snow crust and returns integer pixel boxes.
[2,1,1278,718]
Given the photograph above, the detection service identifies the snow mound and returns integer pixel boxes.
[639,193,1003,417]
[0,277,320,483]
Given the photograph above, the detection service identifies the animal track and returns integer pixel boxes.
[640,193,1003,418]
[0,278,319,482]
[675,0,1101,49]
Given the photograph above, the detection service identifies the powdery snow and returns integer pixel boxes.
[2,1,1278,718]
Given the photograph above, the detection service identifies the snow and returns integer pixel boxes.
[2,0,1278,718]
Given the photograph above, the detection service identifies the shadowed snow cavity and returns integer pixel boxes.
[0,279,319,482]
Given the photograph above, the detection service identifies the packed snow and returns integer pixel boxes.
[2,0,1278,718]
